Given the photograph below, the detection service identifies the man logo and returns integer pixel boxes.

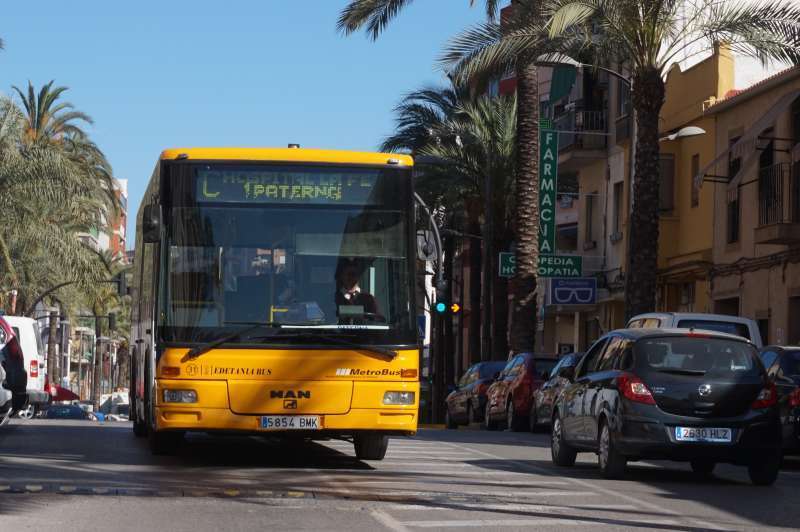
[270,390,311,399]
[283,399,297,409]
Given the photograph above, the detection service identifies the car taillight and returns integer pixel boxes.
[789,389,800,408]
[617,373,656,405]
[30,360,38,378]
[751,383,777,409]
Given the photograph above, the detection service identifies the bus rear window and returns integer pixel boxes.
[676,320,750,340]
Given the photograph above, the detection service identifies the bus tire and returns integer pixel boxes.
[354,433,389,460]
[149,430,183,455]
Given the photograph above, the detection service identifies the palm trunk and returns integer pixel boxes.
[625,68,666,318]
[492,221,511,358]
[467,202,482,363]
[509,55,540,354]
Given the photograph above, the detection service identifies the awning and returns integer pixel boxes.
[549,65,577,102]
[693,89,800,190]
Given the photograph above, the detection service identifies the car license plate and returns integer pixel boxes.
[260,416,321,430]
[675,427,731,443]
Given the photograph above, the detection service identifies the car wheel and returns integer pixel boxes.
[17,404,34,419]
[551,412,577,467]
[354,433,389,460]
[506,399,525,432]
[445,407,458,429]
[148,430,184,456]
[529,401,540,433]
[748,453,780,486]
[484,407,500,431]
[598,420,627,480]
[690,459,716,477]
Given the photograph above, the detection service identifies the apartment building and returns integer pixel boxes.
[701,66,800,345]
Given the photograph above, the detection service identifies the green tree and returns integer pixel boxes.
[545,0,800,317]
[339,0,551,353]
[383,86,517,359]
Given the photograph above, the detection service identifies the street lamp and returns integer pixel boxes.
[659,126,706,142]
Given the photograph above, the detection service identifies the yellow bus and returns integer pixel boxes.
[129,147,420,458]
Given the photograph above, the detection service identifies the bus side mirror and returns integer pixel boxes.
[142,205,161,243]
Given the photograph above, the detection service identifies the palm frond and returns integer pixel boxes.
[337,0,415,40]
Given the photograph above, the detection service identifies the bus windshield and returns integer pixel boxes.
[160,163,416,346]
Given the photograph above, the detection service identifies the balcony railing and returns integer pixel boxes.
[758,163,798,226]
[552,110,607,151]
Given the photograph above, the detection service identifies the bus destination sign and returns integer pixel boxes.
[196,169,380,205]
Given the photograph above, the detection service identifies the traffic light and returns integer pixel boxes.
[433,280,460,315]
[434,302,447,314]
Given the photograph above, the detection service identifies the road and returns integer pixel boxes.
[1,419,799,531]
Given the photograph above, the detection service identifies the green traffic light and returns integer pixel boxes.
[435,302,447,313]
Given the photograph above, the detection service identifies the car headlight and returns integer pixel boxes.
[163,389,197,403]
[383,391,415,405]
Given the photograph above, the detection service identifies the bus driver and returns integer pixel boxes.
[335,260,380,319]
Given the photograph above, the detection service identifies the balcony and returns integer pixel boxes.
[754,162,800,245]
[553,109,608,172]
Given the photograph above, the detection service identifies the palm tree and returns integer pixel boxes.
[383,86,517,360]
[13,80,93,148]
[545,0,800,318]
[339,0,550,354]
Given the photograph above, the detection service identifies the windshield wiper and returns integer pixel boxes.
[182,321,285,362]
[252,331,398,360]
[657,368,706,376]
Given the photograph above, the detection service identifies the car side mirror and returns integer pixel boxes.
[558,365,575,382]
[142,204,161,243]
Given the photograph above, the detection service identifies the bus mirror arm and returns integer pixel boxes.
[413,193,445,299]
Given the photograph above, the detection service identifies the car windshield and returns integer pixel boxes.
[634,336,761,377]
[784,351,800,376]
[479,361,507,378]
[676,319,750,340]
[533,359,557,378]
[161,164,416,346]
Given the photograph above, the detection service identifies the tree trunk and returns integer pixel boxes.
[509,55,540,354]
[492,224,511,358]
[467,202,482,363]
[47,311,59,388]
[625,68,666,319]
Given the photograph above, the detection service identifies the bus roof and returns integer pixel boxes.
[159,147,413,167]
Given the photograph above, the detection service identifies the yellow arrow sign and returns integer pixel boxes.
[450,303,461,313]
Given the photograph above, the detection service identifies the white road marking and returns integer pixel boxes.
[399,517,680,528]
[371,509,411,532]
[389,503,639,512]
[439,440,733,531]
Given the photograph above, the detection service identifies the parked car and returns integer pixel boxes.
[550,328,781,485]
[530,352,584,432]
[627,312,763,348]
[484,353,558,432]
[44,404,89,420]
[759,346,800,455]
[445,360,507,428]
[2,316,49,417]
[0,316,28,417]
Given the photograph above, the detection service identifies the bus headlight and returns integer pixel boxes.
[163,390,197,403]
[383,391,415,405]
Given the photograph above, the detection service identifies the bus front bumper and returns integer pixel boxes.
[154,406,418,435]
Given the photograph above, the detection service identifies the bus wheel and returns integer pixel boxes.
[149,430,184,455]
[132,404,147,437]
[354,433,388,460]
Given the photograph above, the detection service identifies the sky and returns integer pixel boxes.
[0,1,488,246]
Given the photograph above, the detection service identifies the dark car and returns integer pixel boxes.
[550,329,781,485]
[445,360,507,428]
[0,316,28,414]
[759,346,800,455]
[484,353,558,432]
[531,352,584,432]
[44,405,89,420]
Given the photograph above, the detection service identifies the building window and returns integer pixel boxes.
[727,194,740,243]
[728,136,742,179]
[691,154,700,207]
[617,79,630,118]
[680,282,695,307]
[659,154,675,211]
[612,181,623,237]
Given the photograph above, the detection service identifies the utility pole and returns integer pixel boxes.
[46,310,59,388]
[93,317,102,405]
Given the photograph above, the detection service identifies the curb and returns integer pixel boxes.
[418,424,446,429]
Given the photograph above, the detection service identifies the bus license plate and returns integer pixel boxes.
[260,416,321,430]
[675,427,731,443]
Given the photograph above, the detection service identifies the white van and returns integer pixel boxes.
[3,316,49,412]
[626,312,763,348]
